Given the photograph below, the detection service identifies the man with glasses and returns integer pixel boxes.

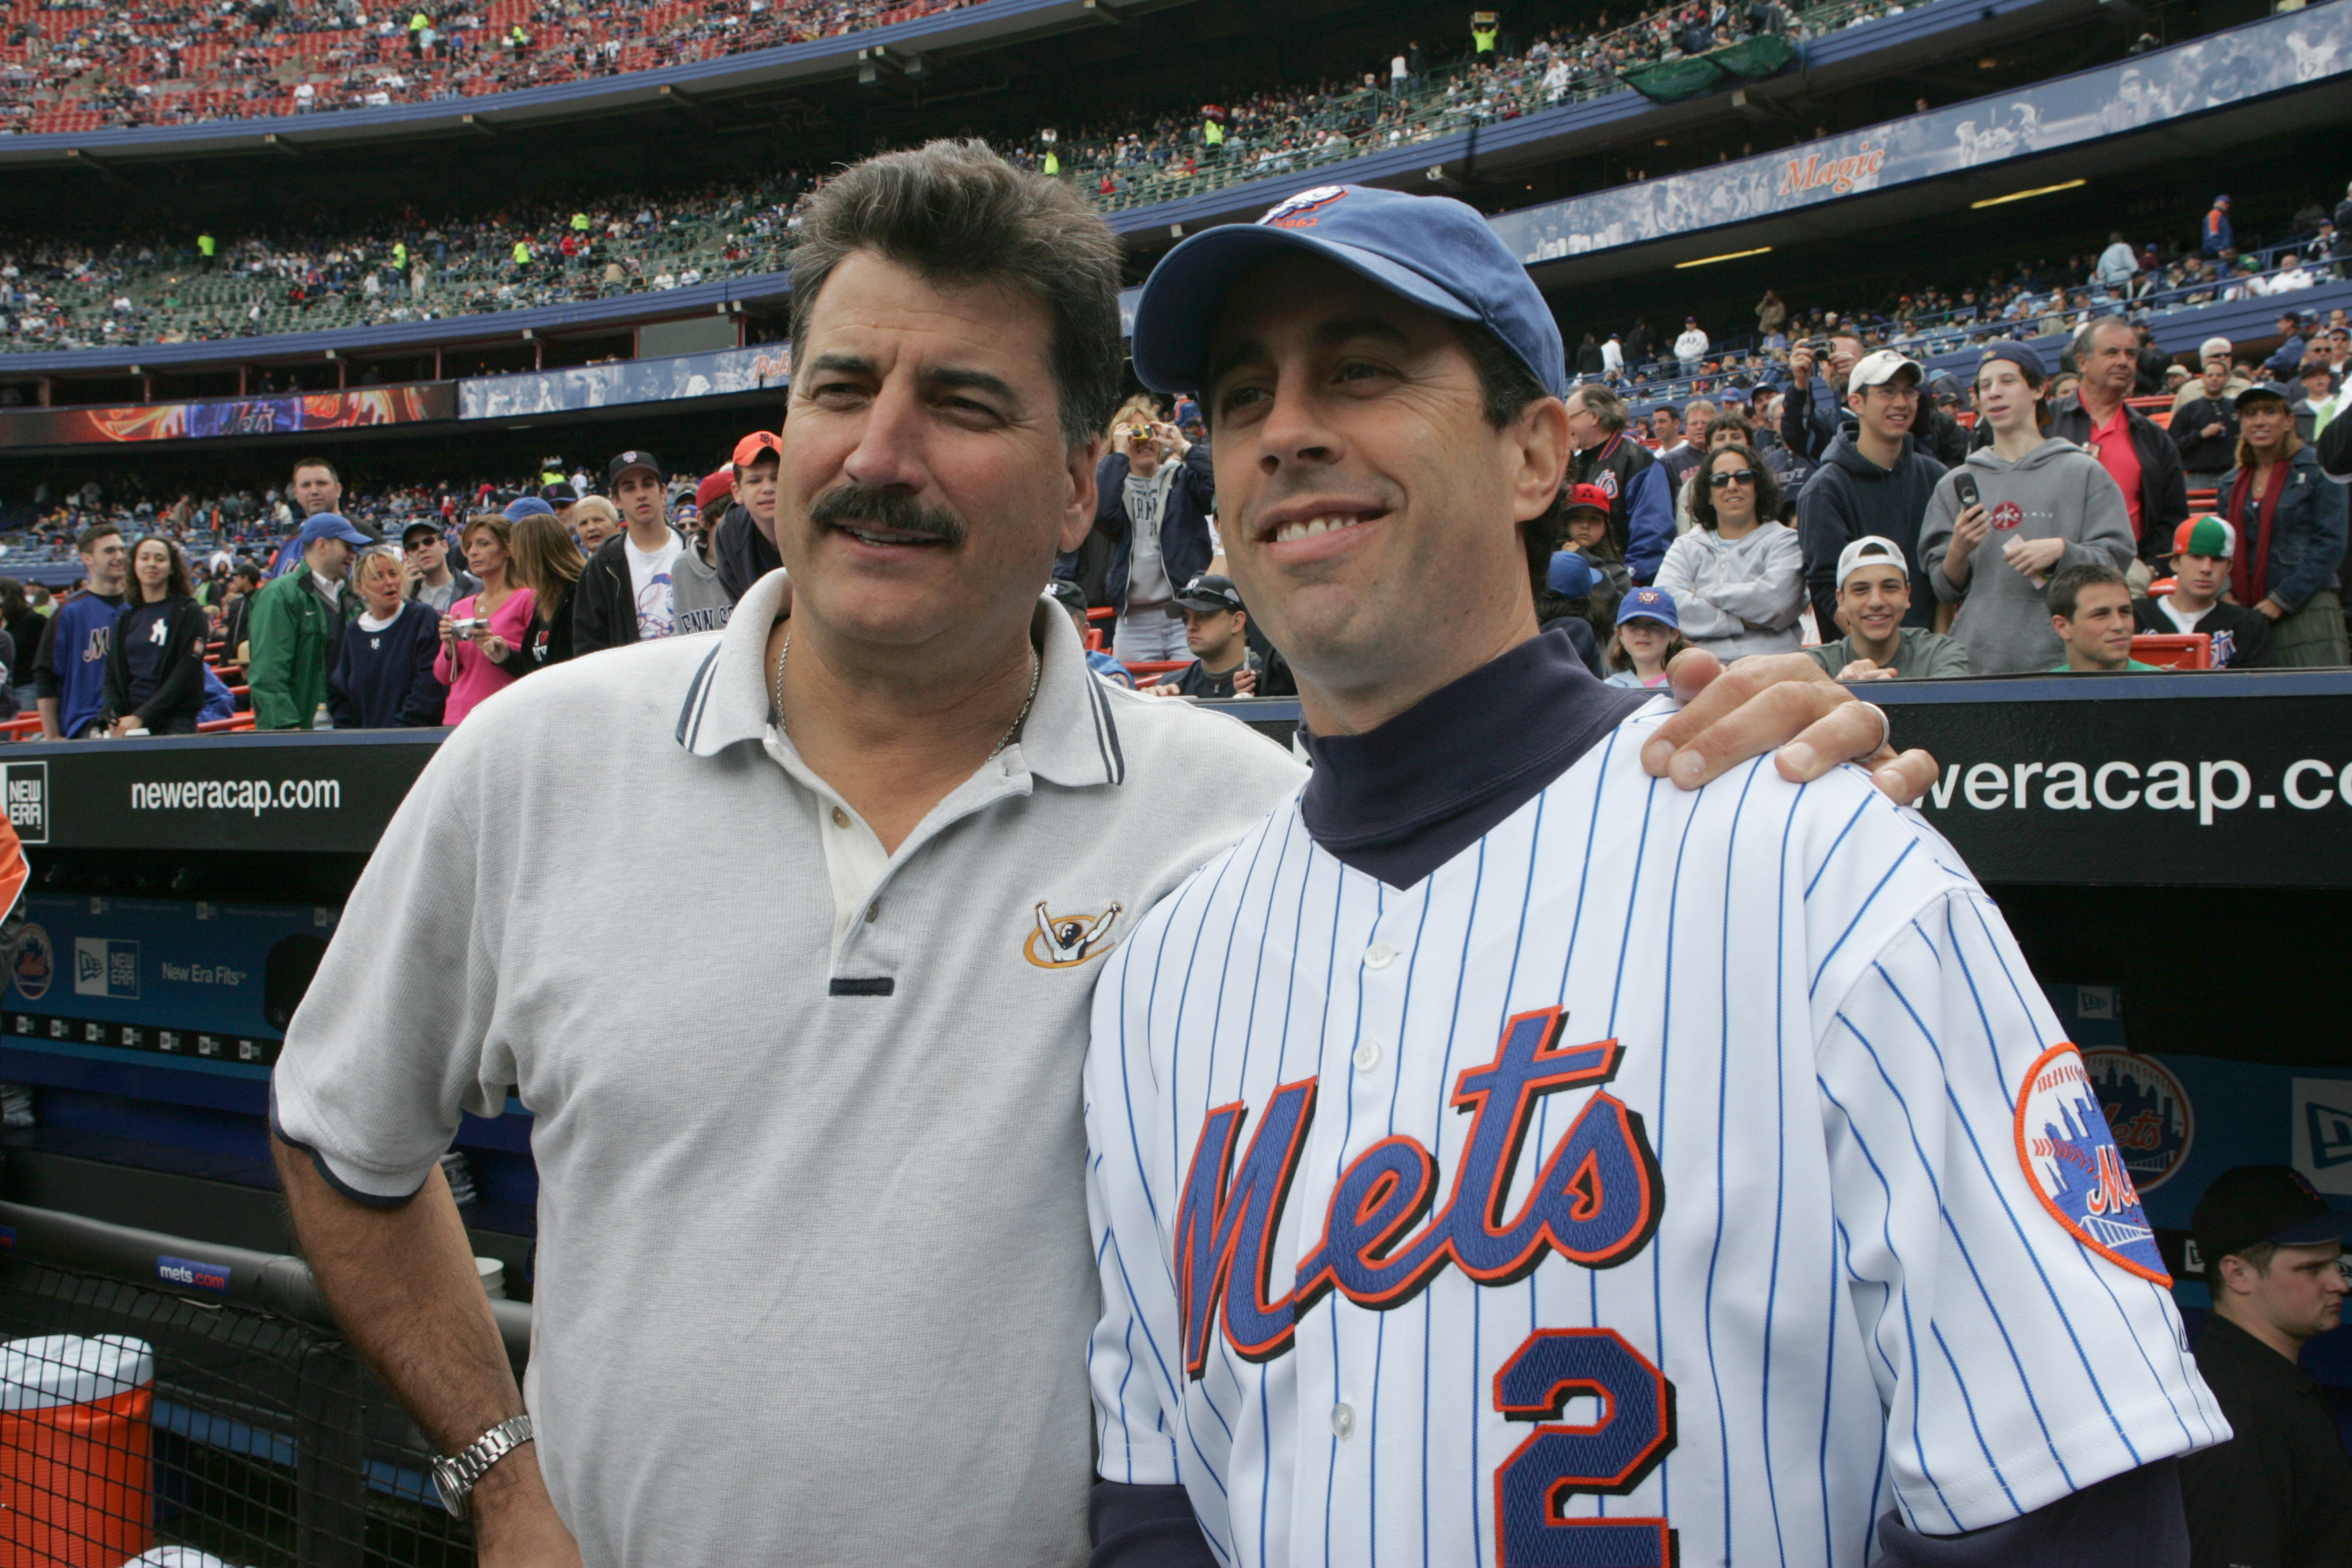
[401,520,479,616]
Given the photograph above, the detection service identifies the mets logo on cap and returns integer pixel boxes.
[1261,186,1349,230]
[2014,1042,2171,1283]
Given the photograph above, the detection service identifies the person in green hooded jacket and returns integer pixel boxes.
[246,514,369,729]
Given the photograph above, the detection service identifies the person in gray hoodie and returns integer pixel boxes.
[1919,342,2137,675]
[1653,442,1806,660]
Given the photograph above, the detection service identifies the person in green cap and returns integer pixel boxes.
[2133,515,2273,669]
[2047,562,2160,671]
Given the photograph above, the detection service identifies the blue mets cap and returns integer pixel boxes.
[1545,550,1595,599]
[1615,585,1679,630]
[1130,184,1565,399]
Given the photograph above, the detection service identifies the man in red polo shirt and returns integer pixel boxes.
[2051,315,2187,586]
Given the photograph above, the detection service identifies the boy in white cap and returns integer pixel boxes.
[2132,516,2274,669]
[1804,534,1972,679]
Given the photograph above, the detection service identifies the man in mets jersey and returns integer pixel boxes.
[1081,184,2227,1567]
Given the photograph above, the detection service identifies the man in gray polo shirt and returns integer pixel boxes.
[271,143,1930,1568]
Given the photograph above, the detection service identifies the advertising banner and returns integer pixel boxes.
[1489,3,2352,264]
[0,384,454,448]
[458,341,790,420]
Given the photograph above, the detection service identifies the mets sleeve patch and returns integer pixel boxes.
[2014,1042,2173,1285]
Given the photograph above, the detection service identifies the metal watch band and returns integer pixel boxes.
[431,1413,534,1521]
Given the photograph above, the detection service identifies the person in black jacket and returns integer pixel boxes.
[103,536,210,735]
[572,450,686,654]
[2171,358,2239,490]
[1092,414,1215,663]
[0,577,41,712]
[2049,317,2190,573]
[507,513,585,675]
[216,560,263,666]
[328,548,446,728]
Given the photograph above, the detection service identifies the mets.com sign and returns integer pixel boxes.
[1490,1,2352,264]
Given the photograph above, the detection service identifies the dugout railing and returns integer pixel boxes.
[0,1199,530,1568]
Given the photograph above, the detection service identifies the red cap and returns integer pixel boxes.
[1565,482,1613,514]
[732,430,783,469]
[696,468,736,516]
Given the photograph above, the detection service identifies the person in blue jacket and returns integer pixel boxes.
[33,522,128,738]
[328,547,448,728]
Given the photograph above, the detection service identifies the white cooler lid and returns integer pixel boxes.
[0,1334,154,1411]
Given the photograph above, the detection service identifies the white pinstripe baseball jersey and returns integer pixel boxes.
[1083,698,2226,1568]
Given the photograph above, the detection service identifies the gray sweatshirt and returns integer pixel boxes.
[1652,520,1806,660]
[672,536,734,636]
[1918,437,2135,675]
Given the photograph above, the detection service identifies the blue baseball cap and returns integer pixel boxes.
[1977,340,2043,379]
[504,496,556,522]
[1130,185,1565,399]
[295,513,370,548]
[1615,585,1679,630]
[1546,550,1595,599]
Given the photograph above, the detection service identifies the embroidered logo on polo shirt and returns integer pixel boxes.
[1025,902,1123,969]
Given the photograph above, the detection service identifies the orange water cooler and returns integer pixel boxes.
[0,1334,154,1568]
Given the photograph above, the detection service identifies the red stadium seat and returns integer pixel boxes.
[2128,633,2210,670]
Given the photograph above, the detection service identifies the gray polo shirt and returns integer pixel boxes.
[271,570,1304,1567]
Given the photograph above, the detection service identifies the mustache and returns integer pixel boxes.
[807,483,967,546]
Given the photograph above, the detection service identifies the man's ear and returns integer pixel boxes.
[1058,436,1104,554]
[1511,397,1573,526]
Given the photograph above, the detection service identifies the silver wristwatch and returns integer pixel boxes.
[431,1414,534,1520]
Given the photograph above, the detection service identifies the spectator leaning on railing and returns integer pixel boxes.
[245,511,368,730]
[33,521,125,739]
[328,546,447,728]
[2215,382,2348,667]
[101,534,209,735]
[1920,340,2135,675]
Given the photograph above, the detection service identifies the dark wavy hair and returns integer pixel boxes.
[1688,442,1782,532]
[128,534,194,602]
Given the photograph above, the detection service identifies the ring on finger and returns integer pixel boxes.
[1857,701,1891,756]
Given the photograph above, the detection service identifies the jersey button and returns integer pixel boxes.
[1330,1403,1355,1439]
[830,806,850,828]
[1351,1038,1382,1073]
[1363,942,1396,971]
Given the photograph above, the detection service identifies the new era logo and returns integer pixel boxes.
[2308,1097,2352,1171]
[72,937,138,1001]
[2291,1078,2352,1195]
[3,762,46,844]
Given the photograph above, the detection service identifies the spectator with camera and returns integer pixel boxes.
[2134,516,2272,669]
[1654,443,1804,661]
[1094,403,1215,664]
[2216,382,2349,666]
[1796,348,1947,634]
[573,451,683,654]
[246,511,370,730]
[34,523,127,738]
[2050,317,2188,579]
[1804,536,1970,680]
[102,536,209,736]
[1780,329,1864,467]
[1920,342,2135,674]
[434,513,536,725]
[328,546,448,728]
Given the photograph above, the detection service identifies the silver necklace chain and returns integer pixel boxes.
[771,630,1042,759]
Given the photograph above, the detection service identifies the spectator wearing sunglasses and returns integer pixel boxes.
[1653,443,1806,661]
[400,520,481,616]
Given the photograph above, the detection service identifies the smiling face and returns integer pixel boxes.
[132,538,173,596]
[1836,564,1910,645]
[1203,254,1563,730]
[2241,400,2291,453]
[777,249,1092,663]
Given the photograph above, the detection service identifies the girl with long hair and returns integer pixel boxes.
[506,512,587,674]
[103,536,210,735]
[433,514,536,725]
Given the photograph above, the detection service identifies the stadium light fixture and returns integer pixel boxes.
[1674,246,1773,269]
[1970,179,2086,209]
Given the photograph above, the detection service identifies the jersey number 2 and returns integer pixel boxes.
[1493,1328,1675,1566]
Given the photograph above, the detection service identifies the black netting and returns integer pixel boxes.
[0,1257,474,1567]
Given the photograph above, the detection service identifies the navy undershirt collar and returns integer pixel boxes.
[1299,628,1652,889]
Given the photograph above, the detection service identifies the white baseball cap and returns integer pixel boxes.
[1849,349,1923,391]
[1836,535,1910,589]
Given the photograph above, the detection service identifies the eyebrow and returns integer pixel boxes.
[795,354,1023,413]
[1205,314,1417,396]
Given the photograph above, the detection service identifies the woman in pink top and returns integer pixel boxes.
[433,513,536,726]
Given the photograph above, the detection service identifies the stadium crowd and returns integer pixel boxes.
[11,285,2346,746]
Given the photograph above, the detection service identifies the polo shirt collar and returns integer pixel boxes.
[674,569,1126,790]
